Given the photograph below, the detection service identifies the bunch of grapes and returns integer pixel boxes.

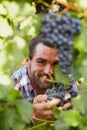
[40,12,81,73]
[48,74,78,107]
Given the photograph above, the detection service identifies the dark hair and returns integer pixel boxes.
[28,35,57,59]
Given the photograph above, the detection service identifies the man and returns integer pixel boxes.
[11,35,71,122]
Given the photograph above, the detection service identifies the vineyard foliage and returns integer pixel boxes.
[0,0,87,130]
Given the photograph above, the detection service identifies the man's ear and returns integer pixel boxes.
[24,57,30,67]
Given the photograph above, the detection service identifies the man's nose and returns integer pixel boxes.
[44,65,53,74]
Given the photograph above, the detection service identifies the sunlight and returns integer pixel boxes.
[79,0,87,8]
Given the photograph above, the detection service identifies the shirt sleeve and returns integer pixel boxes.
[11,69,22,91]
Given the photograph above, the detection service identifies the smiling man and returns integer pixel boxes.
[11,35,71,122]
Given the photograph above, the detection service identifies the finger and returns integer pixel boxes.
[43,109,52,116]
[33,109,54,120]
[58,102,71,110]
[44,98,61,109]
[33,98,60,113]
[33,94,48,104]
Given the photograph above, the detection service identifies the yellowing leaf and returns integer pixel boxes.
[0,17,13,37]
[77,0,87,9]
[0,4,7,15]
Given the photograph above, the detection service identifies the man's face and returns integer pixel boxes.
[27,43,59,89]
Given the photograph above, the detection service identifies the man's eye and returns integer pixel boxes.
[38,61,45,65]
[53,61,59,66]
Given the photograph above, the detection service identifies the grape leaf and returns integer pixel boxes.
[54,120,69,130]
[15,99,33,123]
[0,16,13,37]
[55,66,69,85]
[63,110,80,127]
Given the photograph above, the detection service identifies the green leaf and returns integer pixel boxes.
[15,99,33,123]
[0,107,25,130]
[55,66,69,85]
[0,85,11,100]
[63,110,80,127]
[0,86,32,130]
[28,0,35,5]
[3,1,20,19]
[54,120,69,130]
[3,1,35,19]
[72,92,87,114]
[7,88,23,101]
[0,36,28,74]
[52,106,60,119]
[20,13,43,37]
[76,53,87,66]
[74,18,87,53]
[79,65,87,85]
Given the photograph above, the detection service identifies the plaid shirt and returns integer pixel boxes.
[11,65,51,103]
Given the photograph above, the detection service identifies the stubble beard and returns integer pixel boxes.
[31,72,52,89]
[28,63,53,89]
[29,70,52,89]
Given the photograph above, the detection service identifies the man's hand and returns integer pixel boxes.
[32,94,71,121]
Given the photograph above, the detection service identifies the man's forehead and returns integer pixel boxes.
[35,42,58,52]
[34,43,59,61]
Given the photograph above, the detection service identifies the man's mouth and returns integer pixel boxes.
[38,73,49,79]
[38,74,55,83]
[42,75,49,81]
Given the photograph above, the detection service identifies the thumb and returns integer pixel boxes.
[33,94,48,104]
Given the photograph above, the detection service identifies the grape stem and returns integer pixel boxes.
[54,0,79,12]
[25,122,48,130]
[32,116,54,123]
[35,0,52,9]
[35,0,87,17]
[54,0,87,17]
